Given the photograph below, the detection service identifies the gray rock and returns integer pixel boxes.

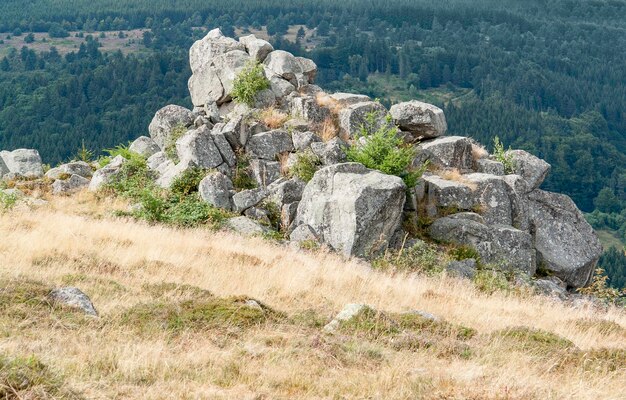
[45,161,93,180]
[415,136,473,170]
[155,160,191,188]
[264,50,304,87]
[429,214,536,275]
[476,159,505,175]
[147,151,169,171]
[269,75,296,99]
[534,276,568,299]
[253,88,277,109]
[214,114,246,149]
[205,101,221,123]
[338,101,388,139]
[289,224,318,243]
[129,136,160,158]
[295,57,317,84]
[89,155,127,191]
[213,50,252,103]
[232,188,269,213]
[250,159,282,187]
[0,149,44,178]
[324,304,373,332]
[189,28,245,74]
[49,287,98,316]
[245,130,293,160]
[292,131,322,151]
[244,207,271,225]
[464,173,515,226]
[148,105,194,149]
[294,163,406,257]
[239,34,274,62]
[283,119,309,133]
[0,156,8,178]
[210,131,237,167]
[52,174,90,195]
[329,92,371,107]
[507,150,551,191]
[389,100,447,140]
[268,178,306,205]
[198,172,234,210]
[310,137,347,165]
[527,189,602,287]
[290,96,331,125]
[194,116,212,128]
[176,126,224,169]
[445,259,477,280]
[226,216,270,236]
[281,202,299,230]
[421,174,474,217]
[188,64,224,107]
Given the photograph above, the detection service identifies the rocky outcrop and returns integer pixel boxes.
[52,174,90,195]
[45,161,93,180]
[390,100,447,140]
[129,136,160,158]
[293,163,406,257]
[199,172,234,210]
[88,155,126,191]
[0,149,44,178]
[149,105,195,149]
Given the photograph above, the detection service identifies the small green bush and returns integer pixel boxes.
[0,190,18,212]
[170,167,209,197]
[347,112,426,188]
[98,143,144,168]
[232,151,257,190]
[164,193,230,229]
[231,60,270,106]
[449,245,481,264]
[473,267,512,294]
[289,151,321,182]
[492,136,515,174]
[164,124,187,162]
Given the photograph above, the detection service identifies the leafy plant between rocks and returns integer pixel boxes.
[578,268,626,305]
[0,190,18,212]
[231,60,270,107]
[347,111,426,188]
[371,240,447,275]
[164,124,187,162]
[289,151,322,182]
[492,136,515,174]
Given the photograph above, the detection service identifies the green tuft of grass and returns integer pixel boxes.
[170,167,209,197]
[371,240,446,275]
[494,327,576,354]
[231,60,270,106]
[289,151,322,183]
[164,124,187,162]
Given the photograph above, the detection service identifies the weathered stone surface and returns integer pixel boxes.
[292,131,321,151]
[324,304,373,332]
[264,50,304,87]
[147,151,169,171]
[310,137,347,165]
[148,105,194,149]
[244,207,271,225]
[205,101,221,123]
[49,287,98,316]
[210,131,237,167]
[338,101,388,139]
[0,156,8,178]
[534,276,568,299]
[0,149,44,178]
[329,92,371,107]
[429,214,536,275]
[246,130,293,160]
[214,114,246,149]
[155,160,191,188]
[199,172,234,210]
[290,96,331,124]
[389,100,447,139]
[527,189,602,287]
[421,174,474,216]
[89,155,126,191]
[188,64,224,107]
[232,188,269,213]
[414,136,473,170]
[46,161,93,180]
[189,28,245,74]
[176,126,223,169]
[129,136,160,158]
[269,75,296,99]
[250,159,282,187]
[213,50,252,103]
[254,88,277,109]
[268,178,306,205]
[289,224,318,243]
[194,115,212,128]
[52,174,90,195]
[226,216,270,236]
[445,259,477,280]
[295,57,317,84]
[476,159,505,175]
[294,163,406,257]
[281,201,299,229]
[507,150,551,191]
[239,34,274,62]
[464,173,514,226]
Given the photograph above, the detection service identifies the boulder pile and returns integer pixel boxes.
[0,29,602,289]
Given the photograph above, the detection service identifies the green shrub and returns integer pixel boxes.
[492,136,515,174]
[289,151,321,182]
[98,143,143,168]
[170,167,209,197]
[103,154,153,200]
[164,124,187,162]
[232,151,257,190]
[231,60,270,106]
[578,268,626,305]
[449,245,481,264]
[164,193,230,229]
[347,112,426,188]
[473,267,512,294]
[75,139,94,162]
[0,190,18,212]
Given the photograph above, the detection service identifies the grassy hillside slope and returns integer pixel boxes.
[1,194,625,399]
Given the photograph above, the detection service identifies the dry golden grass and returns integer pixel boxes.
[258,106,290,129]
[315,117,341,142]
[436,168,478,191]
[472,143,489,162]
[1,193,625,399]
[315,92,342,115]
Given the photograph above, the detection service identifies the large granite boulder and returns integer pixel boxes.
[527,190,602,287]
[175,126,224,169]
[338,101,388,139]
[245,130,294,160]
[0,149,44,178]
[129,136,160,158]
[212,50,252,103]
[88,155,127,191]
[428,213,536,275]
[390,100,447,140]
[188,63,225,107]
[264,50,315,88]
[189,28,245,74]
[414,136,473,170]
[45,161,93,180]
[148,105,194,149]
[239,34,274,62]
[464,173,515,226]
[199,171,234,210]
[507,150,551,192]
[293,163,406,257]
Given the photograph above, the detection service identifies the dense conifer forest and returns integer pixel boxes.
[1,0,625,286]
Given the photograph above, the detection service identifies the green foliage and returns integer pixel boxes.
[0,190,18,212]
[448,245,481,264]
[494,327,575,353]
[371,240,445,275]
[492,136,514,174]
[231,60,270,106]
[170,167,208,197]
[289,151,321,183]
[232,151,257,190]
[473,267,512,295]
[164,124,187,162]
[346,112,425,188]
[98,143,144,168]
[0,354,80,399]
[164,193,231,228]
[578,268,626,305]
[75,139,94,163]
